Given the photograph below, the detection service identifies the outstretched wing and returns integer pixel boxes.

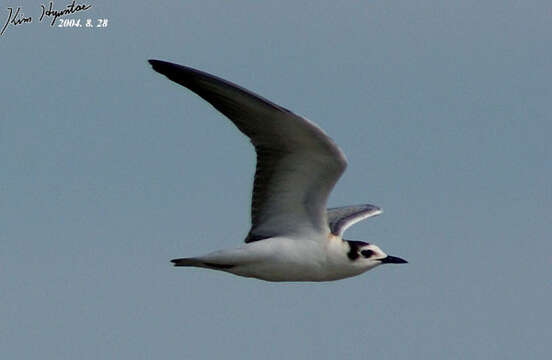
[327,204,382,237]
[149,60,348,242]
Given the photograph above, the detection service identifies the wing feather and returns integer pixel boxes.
[327,204,382,237]
[149,60,347,242]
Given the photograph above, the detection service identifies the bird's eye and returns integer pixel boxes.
[360,249,374,258]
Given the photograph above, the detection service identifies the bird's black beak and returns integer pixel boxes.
[380,255,408,264]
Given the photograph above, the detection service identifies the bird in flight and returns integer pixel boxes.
[148,60,407,282]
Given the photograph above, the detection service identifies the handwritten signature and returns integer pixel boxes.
[1,1,91,36]
[40,1,92,26]
[0,7,31,36]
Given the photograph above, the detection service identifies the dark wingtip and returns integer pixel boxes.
[148,59,170,72]
[147,59,199,86]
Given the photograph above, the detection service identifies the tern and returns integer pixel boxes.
[149,60,407,282]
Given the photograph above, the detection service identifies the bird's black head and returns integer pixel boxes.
[345,240,407,264]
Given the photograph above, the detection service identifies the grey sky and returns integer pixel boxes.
[2,1,551,359]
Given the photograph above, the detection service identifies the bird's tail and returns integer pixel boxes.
[170,257,203,267]
[170,257,235,269]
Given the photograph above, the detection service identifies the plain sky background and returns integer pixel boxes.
[1,1,551,359]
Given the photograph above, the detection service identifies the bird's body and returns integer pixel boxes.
[176,235,367,282]
[149,60,406,282]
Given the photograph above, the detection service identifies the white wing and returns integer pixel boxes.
[149,60,348,242]
[327,204,382,237]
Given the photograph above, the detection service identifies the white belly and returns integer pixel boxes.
[207,236,369,282]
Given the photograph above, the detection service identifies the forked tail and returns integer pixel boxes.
[170,258,203,267]
[170,258,234,269]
